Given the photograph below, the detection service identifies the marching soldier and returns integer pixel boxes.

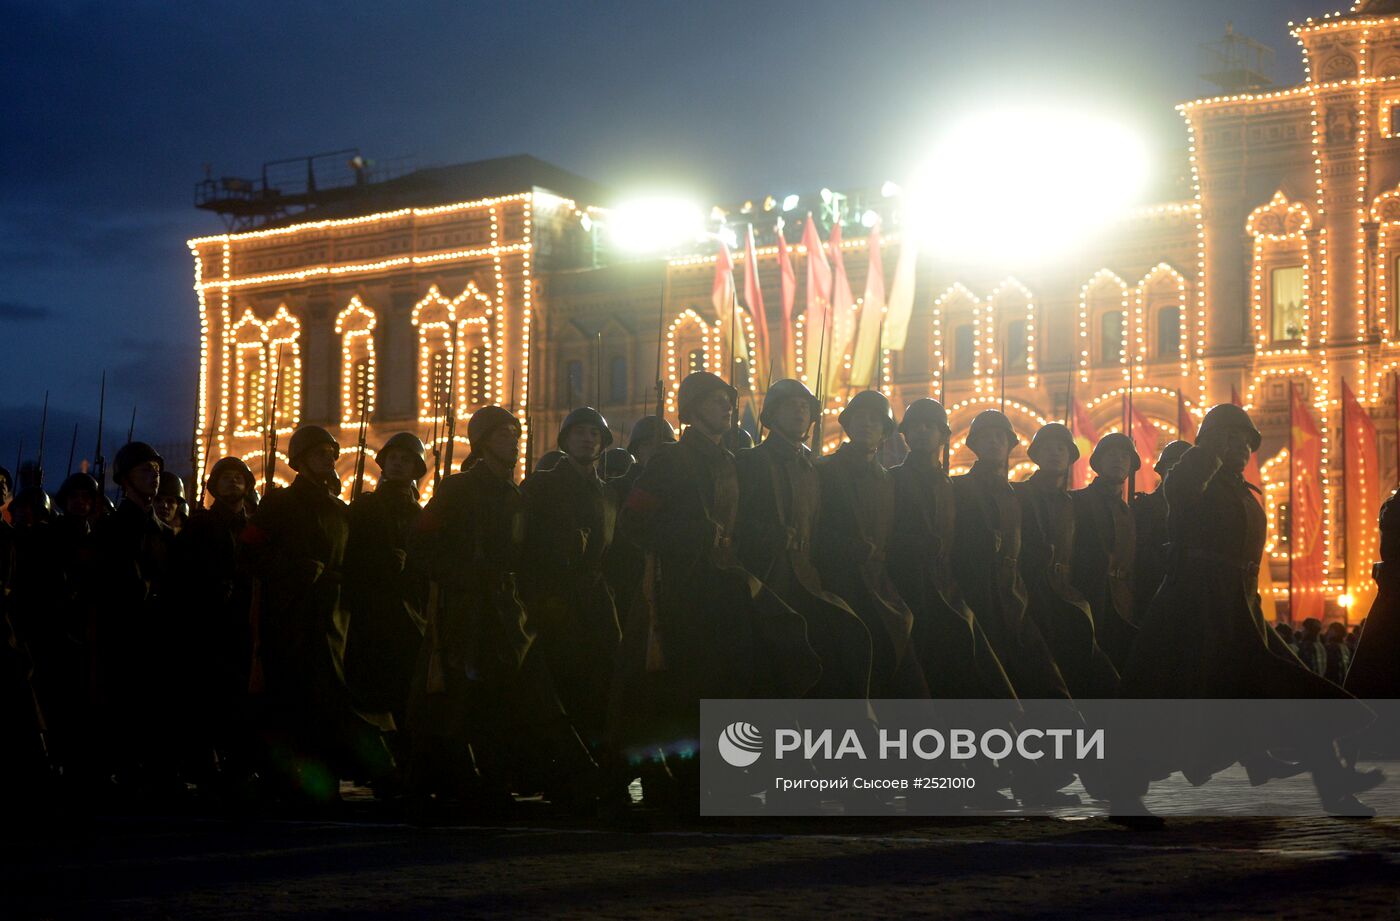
[949,413,1082,806]
[153,471,188,535]
[241,426,394,804]
[521,408,622,755]
[603,416,675,642]
[1131,440,1190,622]
[343,433,429,745]
[734,379,873,700]
[1348,488,1400,699]
[813,389,928,698]
[949,412,1070,701]
[613,372,819,796]
[408,406,595,810]
[90,442,177,796]
[0,506,48,796]
[1118,404,1378,816]
[1069,433,1141,672]
[180,457,259,790]
[1016,423,1119,697]
[887,399,1016,699]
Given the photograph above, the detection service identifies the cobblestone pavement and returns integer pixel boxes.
[5,764,1400,919]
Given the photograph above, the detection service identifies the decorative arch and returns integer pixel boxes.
[931,283,980,393]
[1133,263,1189,372]
[1077,270,1130,380]
[665,308,717,417]
[232,309,267,437]
[229,304,301,437]
[1246,191,1313,351]
[411,282,497,423]
[987,277,1037,389]
[335,295,377,426]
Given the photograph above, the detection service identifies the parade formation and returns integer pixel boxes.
[0,376,1395,825]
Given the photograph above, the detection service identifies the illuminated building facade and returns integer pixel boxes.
[190,3,1400,618]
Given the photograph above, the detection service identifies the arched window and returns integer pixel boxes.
[230,304,302,436]
[1156,306,1181,359]
[1098,311,1125,366]
[1078,270,1129,376]
[411,282,496,421]
[335,296,377,425]
[934,284,979,384]
[264,307,302,431]
[1246,192,1311,350]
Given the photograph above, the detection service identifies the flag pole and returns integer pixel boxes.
[1289,382,1296,624]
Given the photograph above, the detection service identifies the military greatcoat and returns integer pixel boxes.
[734,432,873,700]
[887,453,1018,700]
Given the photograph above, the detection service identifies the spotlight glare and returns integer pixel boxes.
[608,196,705,253]
[906,103,1150,266]
[782,194,800,211]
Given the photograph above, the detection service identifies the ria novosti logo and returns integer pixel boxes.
[717,721,764,767]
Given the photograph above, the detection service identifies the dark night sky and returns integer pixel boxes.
[0,0,1328,470]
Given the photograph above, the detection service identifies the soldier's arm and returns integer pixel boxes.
[1161,445,1221,512]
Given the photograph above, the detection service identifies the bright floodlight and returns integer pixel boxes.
[609,197,705,253]
[906,104,1149,265]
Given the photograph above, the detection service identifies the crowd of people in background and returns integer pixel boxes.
[1,370,1396,826]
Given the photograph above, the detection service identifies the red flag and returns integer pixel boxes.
[849,219,886,388]
[711,236,744,358]
[776,223,797,378]
[742,224,770,378]
[1290,383,1326,621]
[1129,402,1162,493]
[1070,396,1099,490]
[1177,390,1198,443]
[825,222,857,386]
[712,240,745,365]
[1343,378,1381,614]
[801,215,832,384]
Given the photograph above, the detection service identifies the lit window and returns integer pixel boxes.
[1270,265,1305,343]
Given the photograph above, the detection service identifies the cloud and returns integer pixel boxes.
[0,299,51,321]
